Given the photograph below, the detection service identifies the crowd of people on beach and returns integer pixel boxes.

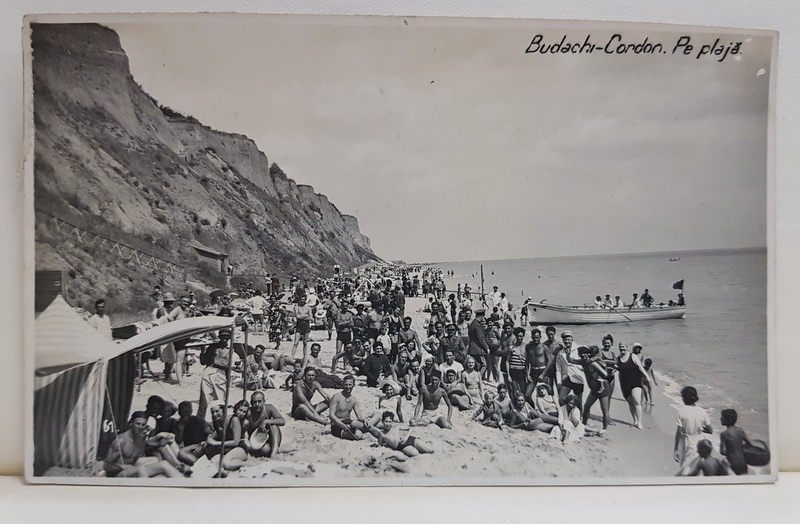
[92,264,755,479]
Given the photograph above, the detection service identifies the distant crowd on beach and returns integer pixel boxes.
[88,263,759,478]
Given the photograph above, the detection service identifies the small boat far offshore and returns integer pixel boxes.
[526,302,686,324]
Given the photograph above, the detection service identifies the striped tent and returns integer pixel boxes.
[34,295,113,476]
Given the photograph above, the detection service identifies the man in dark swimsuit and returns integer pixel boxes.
[291,367,330,424]
[411,375,453,429]
[329,375,370,440]
[246,391,285,458]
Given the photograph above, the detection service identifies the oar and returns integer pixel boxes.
[609,306,633,322]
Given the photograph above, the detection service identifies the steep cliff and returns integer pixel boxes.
[32,23,380,313]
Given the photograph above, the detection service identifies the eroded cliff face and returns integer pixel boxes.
[32,23,380,313]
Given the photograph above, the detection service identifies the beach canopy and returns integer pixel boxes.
[111,315,235,359]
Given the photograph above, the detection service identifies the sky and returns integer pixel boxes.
[108,16,773,263]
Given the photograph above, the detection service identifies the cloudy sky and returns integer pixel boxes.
[109,16,773,263]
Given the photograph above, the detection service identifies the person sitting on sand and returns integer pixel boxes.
[245,391,285,458]
[411,374,453,429]
[377,379,407,422]
[391,351,413,399]
[329,374,371,440]
[534,383,559,418]
[204,401,249,471]
[560,393,604,442]
[677,439,729,476]
[350,339,369,374]
[438,349,464,382]
[495,383,514,423]
[363,341,392,388]
[104,411,186,478]
[174,401,212,450]
[441,368,473,410]
[461,356,485,406]
[418,356,442,390]
[472,389,505,430]
[282,360,304,391]
[368,411,434,457]
[291,367,331,425]
[508,392,557,434]
[302,343,345,389]
[719,408,752,475]
[405,339,422,365]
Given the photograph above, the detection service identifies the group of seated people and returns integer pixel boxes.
[103,392,285,478]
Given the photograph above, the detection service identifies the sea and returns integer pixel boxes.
[439,247,769,440]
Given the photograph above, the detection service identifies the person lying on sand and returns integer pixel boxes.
[368,411,434,457]
[507,392,556,434]
[411,374,453,429]
[329,374,371,440]
[291,367,331,425]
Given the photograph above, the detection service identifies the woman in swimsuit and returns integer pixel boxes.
[461,356,485,405]
[484,321,502,382]
[578,345,610,432]
[599,335,617,420]
[616,343,651,429]
[442,368,473,410]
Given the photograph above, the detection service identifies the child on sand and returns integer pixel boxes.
[719,408,752,475]
[676,439,729,476]
[472,390,505,430]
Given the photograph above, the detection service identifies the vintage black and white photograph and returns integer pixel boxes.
[26,13,776,485]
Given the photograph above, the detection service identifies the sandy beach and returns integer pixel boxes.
[119,296,682,483]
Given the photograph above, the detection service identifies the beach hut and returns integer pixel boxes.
[33,295,114,476]
[33,295,237,477]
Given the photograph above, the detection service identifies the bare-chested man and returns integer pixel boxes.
[246,391,285,458]
[329,374,370,440]
[291,367,330,425]
[411,374,453,429]
[103,411,184,478]
[524,328,551,401]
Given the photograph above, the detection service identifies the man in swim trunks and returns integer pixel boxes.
[524,328,550,401]
[368,411,434,457]
[291,367,331,425]
[411,374,453,429]
[245,391,285,458]
[329,374,370,440]
[104,411,184,478]
[397,316,422,351]
[539,325,564,388]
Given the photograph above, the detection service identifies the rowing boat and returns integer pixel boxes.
[526,302,686,324]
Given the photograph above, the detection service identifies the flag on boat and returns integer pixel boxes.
[672,279,684,290]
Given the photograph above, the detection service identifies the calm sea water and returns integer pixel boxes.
[440,248,769,439]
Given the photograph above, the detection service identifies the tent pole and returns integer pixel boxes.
[242,324,249,401]
[216,322,236,479]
